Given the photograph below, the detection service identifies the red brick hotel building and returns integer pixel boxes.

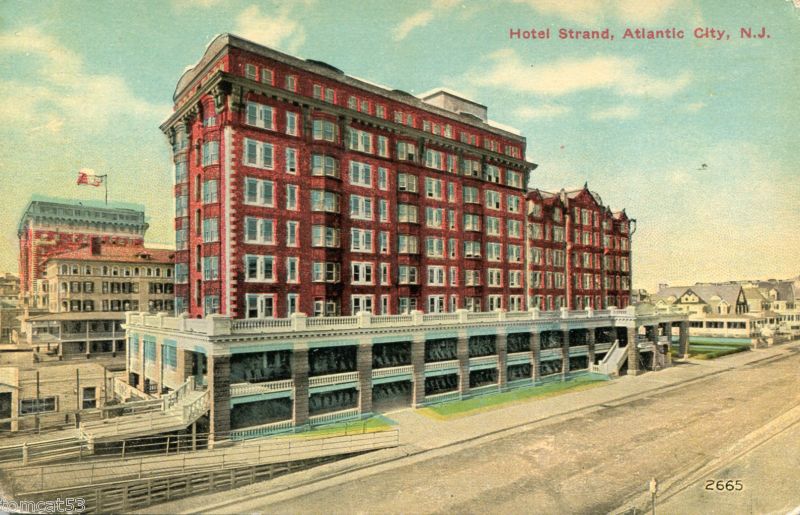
[161,34,631,320]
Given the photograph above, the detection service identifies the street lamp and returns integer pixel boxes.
[649,477,659,514]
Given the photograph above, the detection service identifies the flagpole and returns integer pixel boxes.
[101,175,108,205]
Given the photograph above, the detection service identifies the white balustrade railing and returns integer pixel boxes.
[231,318,292,331]
[468,355,498,367]
[506,351,532,363]
[568,345,589,355]
[539,348,562,360]
[309,408,360,425]
[424,391,460,404]
[424,359,460,372]
[422,313,459,324]
[229,419,293,439]
[371,365,413,378]
[307,316,358,327]
[230,379,294,397]
[127,306,688,338]
[308,371,359,388]
[594,342,613,352]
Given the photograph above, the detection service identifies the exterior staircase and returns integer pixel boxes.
[590,340,628,376]
[80,377,209,445]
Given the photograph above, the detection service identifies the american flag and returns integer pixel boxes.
[76,169,104,187]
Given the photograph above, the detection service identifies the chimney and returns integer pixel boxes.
[658,283,668,291]
[90,237,102,256]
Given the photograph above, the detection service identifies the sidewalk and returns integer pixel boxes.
[139,340,800,514]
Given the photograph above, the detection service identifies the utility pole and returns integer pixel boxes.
[649,477,658,515]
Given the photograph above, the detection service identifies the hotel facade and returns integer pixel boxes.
[164,34,534,320]
[119,34,678,439]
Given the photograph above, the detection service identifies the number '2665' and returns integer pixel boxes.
[705,480,743,491]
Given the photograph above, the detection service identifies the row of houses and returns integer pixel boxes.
[650,278,800,340]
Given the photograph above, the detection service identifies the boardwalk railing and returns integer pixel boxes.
[127,305,689,337]
[10,429,400,496]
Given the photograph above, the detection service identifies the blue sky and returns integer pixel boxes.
[0,0,798,291]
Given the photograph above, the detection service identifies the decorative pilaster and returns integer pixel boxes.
[496,332,508,388]
[587,328,596,365]
[292,346,309,427]
[530,331,541,382]
[627,326,640,375]
[208,355,231,439]
[561,329,570,379]
[411,335,426,407]
[357,343,372,416]
[457,336,469,396]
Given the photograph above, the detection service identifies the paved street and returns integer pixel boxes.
[141,342,800,514]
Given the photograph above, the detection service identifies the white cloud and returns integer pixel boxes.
[516,104,571,119]
[235,5,306,54]
[590,105,639,120]
[392,0,462,41]
[172,0,225,9]
[0,27,167,135]
[393,10,435,41]
[471,49,690,99]
[511,0,686,24]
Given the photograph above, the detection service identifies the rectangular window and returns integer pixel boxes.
[246,294,276,318]
[244,255,276,282]
[310,190,340,213]
[485,190,501,210]
[202,218,219,243]
[379,199,389,222]
[286,221,299,247]
[201,140,219,166]
[244,217,275,244]
[286,257,299,283]
[464,214,480,232]
[311,154,339,178]
[202,256,219,280]
[202,180,218,204]
[286,184,298,210]
[312,262,341,283]
[243,138,274,169]
[20,397,57,415]
[350,228,374,252]
[397,204,418,223]
[486,242,502,261]
[427,266,445,286]
[351,262,374,285]
[285,111,298,136]
[398,235,419,254]
[378,167,388,190]
[397,141,417,161]
[351,295,374,315]
[377,136,389,158]
[397,173,418,192]
[245,102,275,130]
[464,241,481,258]
[425,237,444,258]
[398,265,418,285]
[425,207,443,228]
[350,194,374,220]
[463,186,479,204]
[285,147,297,173]
[312,119,337,142]
[349,161,372,187]
[348,128,373,153]
[311,226,340,247]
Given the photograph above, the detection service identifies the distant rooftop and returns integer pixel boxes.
[44,244,174,265]
[18,195,148,236]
